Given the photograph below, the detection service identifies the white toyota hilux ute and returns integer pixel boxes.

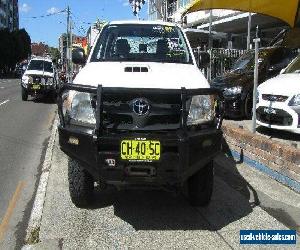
[256,54,300,134]
[21,56,58,101]
[57,20,224,208]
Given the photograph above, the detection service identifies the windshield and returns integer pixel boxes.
[27,60,53,73]
[91,24,192,64]
[232,50,272,72]
[232,52,255,71]
[284,55,300,74]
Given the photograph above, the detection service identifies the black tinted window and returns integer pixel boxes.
[269,49,285,65]
[27,60,53,73]
[269,48,295,67]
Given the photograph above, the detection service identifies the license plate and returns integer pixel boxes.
[121,140,160,161]
[32,84,40,90]
[264,107,276,115]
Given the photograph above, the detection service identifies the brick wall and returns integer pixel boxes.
[222,124,300,192]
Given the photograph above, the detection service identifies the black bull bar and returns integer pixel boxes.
[56,84,224,183]
[57,83,224,134]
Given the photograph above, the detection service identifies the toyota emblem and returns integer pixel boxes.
[132,98,150,116]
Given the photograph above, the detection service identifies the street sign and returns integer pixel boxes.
[129,0,146,16]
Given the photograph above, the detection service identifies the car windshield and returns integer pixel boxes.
[232,50,272,72]
[91,24,192,64]
[27,60,53,73]
[232,52,255,71]
[283,55,300,74]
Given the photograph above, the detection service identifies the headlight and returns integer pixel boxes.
[187,95,215,125]
[46,77,54,85]
[223,86,242,96]
[63,91,96,126]
[289,94,300,106]
[21,75,31,87]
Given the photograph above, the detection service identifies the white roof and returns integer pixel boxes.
[109,20,179,27]
[30,56,52,63]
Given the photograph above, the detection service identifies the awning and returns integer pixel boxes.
[184,0,300,28]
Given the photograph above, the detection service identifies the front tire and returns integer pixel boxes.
[22,87,28,101]
[187,161,214,207]
[68,158,94,208]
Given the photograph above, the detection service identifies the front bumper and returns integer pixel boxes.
[57,84,224,187]
[24,84,56,95]
[58,126,223,186]
[256,102,300,134]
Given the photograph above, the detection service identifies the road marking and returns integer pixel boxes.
[0,181,25,241]
[0,99,9,106]
[0,87,5,89]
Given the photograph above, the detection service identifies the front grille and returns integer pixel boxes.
[32,76,42,83]
[97,92,182,131]
[262,94,288,102]
[257,107,293,126]
[29,75,52,85]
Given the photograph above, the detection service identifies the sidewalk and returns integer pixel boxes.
[24,132,300,249]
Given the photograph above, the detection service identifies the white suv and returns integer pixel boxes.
[21,56,58,101]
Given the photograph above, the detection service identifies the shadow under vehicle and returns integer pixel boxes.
[211,47,298,119]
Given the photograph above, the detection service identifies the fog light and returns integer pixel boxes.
[202,139,212,147]
[68,137,79,145]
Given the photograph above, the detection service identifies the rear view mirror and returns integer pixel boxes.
[72,47,86,65]
[194,51,210,69]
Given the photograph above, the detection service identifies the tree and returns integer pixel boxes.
[48,47,61,64]
[0,28,31,75]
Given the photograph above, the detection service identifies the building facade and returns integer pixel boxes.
[59,33,87,70]
[149,0,288,49]
[0,0,19,31]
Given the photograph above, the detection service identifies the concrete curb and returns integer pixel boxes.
[229,149,300,193]
[24,117,58,246]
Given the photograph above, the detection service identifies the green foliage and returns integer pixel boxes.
[48,47,61,64]
[0,28,31,74]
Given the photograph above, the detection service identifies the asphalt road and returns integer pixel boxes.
[0,78,56,249]
[26,133,300,249]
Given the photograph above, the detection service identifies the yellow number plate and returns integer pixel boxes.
[32,84,40,90]
[121,140,160,161]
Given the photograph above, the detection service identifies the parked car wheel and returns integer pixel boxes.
[21,87,28,101]
[187,161,214,207]
[68,158,94,208]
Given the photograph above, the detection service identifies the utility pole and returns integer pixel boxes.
[130,0,145,18]
[208,10,213,82]
[251,26,260,133]
[66,6,73,83]
[247,12,252,50]
[165,0,168,21]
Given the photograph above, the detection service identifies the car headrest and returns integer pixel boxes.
[156,39,169,54]
[115,39,130,56]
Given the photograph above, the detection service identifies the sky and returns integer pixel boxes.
[19,0,148,47]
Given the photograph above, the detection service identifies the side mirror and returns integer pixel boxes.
[72,47,86,65]
[194,51,210,69]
